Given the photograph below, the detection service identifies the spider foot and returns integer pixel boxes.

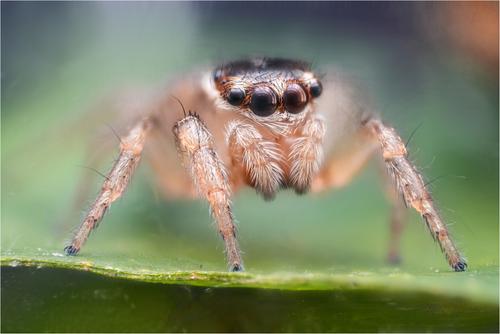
[452,259,468,272]
[387,252,402,265]
[230,263,244,272]
[64,245,80,256]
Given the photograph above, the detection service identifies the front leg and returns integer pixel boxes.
[289,116,326,193]
[366,118,467,271]
[174,113,243,271]
[226,120,285,200]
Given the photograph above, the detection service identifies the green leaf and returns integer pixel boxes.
[2,266,498,332]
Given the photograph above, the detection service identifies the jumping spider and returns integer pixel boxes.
[64,57,467,272]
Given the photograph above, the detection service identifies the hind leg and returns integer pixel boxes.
[380,162,408,264]
[366,118,466,271]
[56,135,117,237]
[64,118,152,255]
[312,119,466,271]
[312,127,377,192]
[311,127,406,264]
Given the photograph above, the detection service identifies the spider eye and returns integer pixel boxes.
[250,87,277,117]
[227,87,245,106]
[309,80,323,98]
[213,69,223,82]
[284,83,308,114]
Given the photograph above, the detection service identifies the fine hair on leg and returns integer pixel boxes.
[311,126,408,264]
[365,118,467,271]
[174,113,243,271]
[65,118,152,255]
[289,116,326,194]
[226,120,284,200]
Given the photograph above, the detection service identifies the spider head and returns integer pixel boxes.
[213,58,322,124]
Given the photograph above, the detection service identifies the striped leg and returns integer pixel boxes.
[65,118,151,255]
[366,119,467,271]
[174,113,243,271]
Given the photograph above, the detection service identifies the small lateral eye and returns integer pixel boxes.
[284,83,308,114]
[250,87,277,117]
[227,87,245,106]
[213,69,223,82]
[309,80,323,98]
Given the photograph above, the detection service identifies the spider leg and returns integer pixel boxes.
[311,126,377,192]
[64,118,151,255]
[379,160,408,264]
[311,122,460,269]
[174,114,243,272]
[311,128,406,263]
[56,136,116,236]
[226,120,285,200]
[366,118,467,271]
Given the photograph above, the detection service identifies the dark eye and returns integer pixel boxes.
[213,69,223,82]
[284,83,308,114]
[227,87,245,106]
[310,80,323,98]
[250,87,277,117]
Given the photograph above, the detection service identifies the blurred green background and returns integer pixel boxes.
[2,2,498,332]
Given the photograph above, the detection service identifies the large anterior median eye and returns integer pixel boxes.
[250,87,277,117]
[284,83,308,114]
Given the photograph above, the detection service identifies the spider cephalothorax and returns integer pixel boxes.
[64,57,467,273]
[213,58,323,127]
